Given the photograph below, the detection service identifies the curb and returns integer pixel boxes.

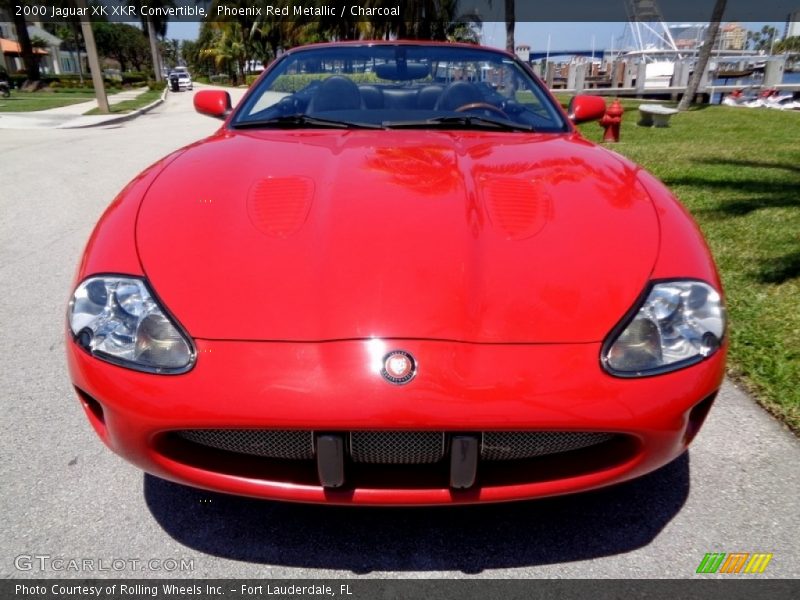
[64,87,169,129]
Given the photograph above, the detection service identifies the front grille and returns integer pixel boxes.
[350,431,444,464]
[176,429,615,464]
[177,429,314,460]
[481,431,614,461]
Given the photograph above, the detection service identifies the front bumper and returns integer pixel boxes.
[67,337,725,505]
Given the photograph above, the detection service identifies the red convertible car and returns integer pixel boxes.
[66,42,726,505]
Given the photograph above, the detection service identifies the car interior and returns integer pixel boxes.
[234,47,568,132]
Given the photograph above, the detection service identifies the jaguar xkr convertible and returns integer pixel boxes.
[66,42,726,505]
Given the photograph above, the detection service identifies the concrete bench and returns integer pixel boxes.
[638,104,679,127]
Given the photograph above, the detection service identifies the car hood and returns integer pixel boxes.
[137,130,659,343]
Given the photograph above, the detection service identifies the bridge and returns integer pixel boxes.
[524,49,607,61]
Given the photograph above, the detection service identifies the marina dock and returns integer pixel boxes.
[536,55,800,102]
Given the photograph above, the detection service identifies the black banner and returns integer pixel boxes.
[9,0,800,23]
[4,579,800,600]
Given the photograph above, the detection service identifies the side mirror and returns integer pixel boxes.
[567,95,607,124]
[194,90,232,119]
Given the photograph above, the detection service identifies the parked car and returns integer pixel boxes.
[66,41,726,505]
[168,68,192,91]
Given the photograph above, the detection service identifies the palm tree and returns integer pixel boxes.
[201,22,248,84]
[505,0,515,53]
[775,36,800,53]
[380,0,460,41]
[677,0,727,111]
[758,25,779,53]
[129,0,174,81]
[447,20,482,44]
[145,18,163,81]
[255,16,320,63]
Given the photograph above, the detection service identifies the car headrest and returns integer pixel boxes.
[435,81,482,112]
[307,76,364,113]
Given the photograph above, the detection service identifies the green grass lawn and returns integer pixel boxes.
[0,89,96,112]
[575,100,799,432]
[83,88,163,115]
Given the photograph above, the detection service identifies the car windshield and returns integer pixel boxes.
[232,44,568,132]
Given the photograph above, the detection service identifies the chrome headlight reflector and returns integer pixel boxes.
[603,280,725,377]
[69,276,194,373]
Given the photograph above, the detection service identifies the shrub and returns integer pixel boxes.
[122,71,148,86]
[209,74,231,85]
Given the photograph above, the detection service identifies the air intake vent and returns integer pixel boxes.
[481,176,552,240]
[247,176,314,238]
[350,431,445,464]
[481,431,614,460]
[176,429,616,464]
[178,429,314,460]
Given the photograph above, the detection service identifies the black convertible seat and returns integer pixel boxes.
[435,81,483,111]
[359,85,384,109]
[417,85,443,109]
[381,88,419,110]
[358,85,444,111]
[308,76,364,112]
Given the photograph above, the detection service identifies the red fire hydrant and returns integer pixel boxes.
[599,99,624,143]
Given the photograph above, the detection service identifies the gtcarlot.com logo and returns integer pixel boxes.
[696,552,773,574]
[14,554,195,573]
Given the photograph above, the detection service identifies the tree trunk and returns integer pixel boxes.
[677,0,727,111]
[71,21,84,85]
[12,12,40,80]
[76,0,109,113]
[505,0,515,53]
[116,52,128,73]
[146,19,163,82]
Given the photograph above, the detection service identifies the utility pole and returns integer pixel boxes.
[75,0,108,113]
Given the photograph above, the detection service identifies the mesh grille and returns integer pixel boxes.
[178,429,314,460]
[481,431,614,461]
[176,430,615,464]
[350,431,445,464]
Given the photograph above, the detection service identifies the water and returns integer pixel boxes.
[783,71,800,85]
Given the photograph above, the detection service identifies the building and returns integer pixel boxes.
[1,36,48,75]
[0,10,86,76]
[787,11,800,38]
[668,22,748,52]
[718,23,747,51]
[515,44,531,63]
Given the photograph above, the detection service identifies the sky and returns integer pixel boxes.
[166,21,787,50]
[483,22,635,52]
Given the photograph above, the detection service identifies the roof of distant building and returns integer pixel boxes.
[0,37,49,54]
[27,25,62,46]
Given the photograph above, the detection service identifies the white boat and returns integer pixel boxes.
[722,88,799,109]
[645,61,675,88]
[765,94,800,110]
